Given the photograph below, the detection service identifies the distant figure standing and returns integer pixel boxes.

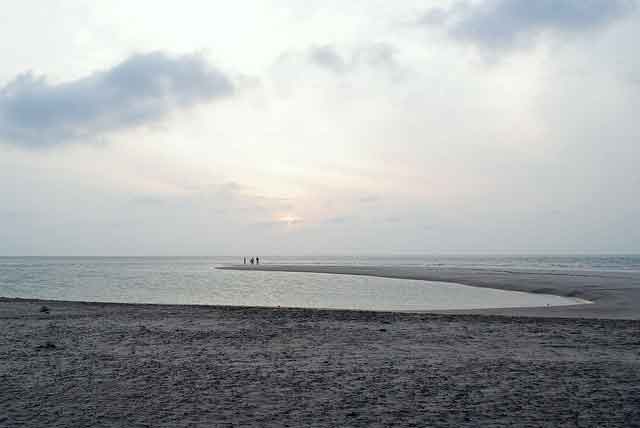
[243,257,246,265]
[250,257,254,265]
[256,257,260,265]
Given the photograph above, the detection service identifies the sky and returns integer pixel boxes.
[1,0,639,256]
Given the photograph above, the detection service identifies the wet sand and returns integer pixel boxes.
[219,265,640,320]
[1,298,639,427]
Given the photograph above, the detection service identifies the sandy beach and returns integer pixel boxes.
[2,295,639,426]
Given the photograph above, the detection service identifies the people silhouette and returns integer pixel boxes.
[243,257,246,265]
[256,257,260,265]
[250,257,254,265]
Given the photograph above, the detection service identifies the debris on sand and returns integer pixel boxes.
[39,305,50,314]
[37,341,57,350]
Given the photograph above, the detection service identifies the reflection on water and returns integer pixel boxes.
[0,257,585,311]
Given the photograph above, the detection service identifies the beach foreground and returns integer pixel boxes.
[2,298,639,427]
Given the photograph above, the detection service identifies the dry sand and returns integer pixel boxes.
[1,297,640,427]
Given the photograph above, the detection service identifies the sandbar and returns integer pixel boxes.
[218,264,640,319]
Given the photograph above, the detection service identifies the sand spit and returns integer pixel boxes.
[218,265,640,320]
[1,298,639,427]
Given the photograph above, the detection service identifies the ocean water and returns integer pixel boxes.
[0,256,619,311]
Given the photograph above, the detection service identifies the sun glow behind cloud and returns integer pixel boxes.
[278,214,303,226]
[1,1,639,255]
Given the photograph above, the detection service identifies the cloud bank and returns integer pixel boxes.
[0,52,234,146]
[423,0,636,50]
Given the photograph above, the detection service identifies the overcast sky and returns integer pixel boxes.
[1,0,639,255]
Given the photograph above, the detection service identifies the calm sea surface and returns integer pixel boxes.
[1,255,636,311]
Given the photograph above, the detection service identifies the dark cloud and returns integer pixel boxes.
[0,51,234,146]
[422,0,636,50]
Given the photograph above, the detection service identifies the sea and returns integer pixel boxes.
[1,255,638,312]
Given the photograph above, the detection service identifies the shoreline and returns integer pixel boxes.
[2,262,637,320]
[0,296,589,321]
[218,264,640,320]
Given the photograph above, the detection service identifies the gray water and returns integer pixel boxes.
[0,256,607,311]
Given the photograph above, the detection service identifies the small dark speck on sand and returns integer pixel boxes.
[37,341,57,350]
[39,305,50,313]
